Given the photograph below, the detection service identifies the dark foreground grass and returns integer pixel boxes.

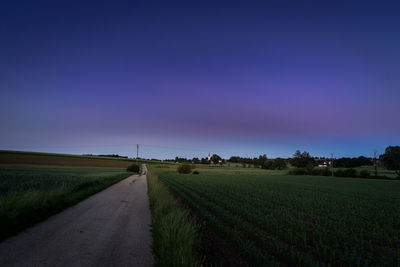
[0,165,132,241]
[147,166,202,266]
[159,167,400,266]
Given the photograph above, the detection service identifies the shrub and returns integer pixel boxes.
[344,168,357,177]
[305,163,314,174]
[335,168,357,178]
[334,169,345,177]
[262,160,274,170]
[359,170,370,178]
[193,171,199,175]
[127,163,140,173]
[289,168,307,175]
[177,164,192,174]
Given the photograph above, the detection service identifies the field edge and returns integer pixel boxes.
[0,170,133,241]
[147,167,203,266]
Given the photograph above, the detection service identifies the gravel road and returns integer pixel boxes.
[0,164,153,267]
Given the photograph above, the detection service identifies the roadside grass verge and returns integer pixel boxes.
[147,169,202,266]
[0,165,132,241]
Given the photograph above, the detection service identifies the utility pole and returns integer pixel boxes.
[374,149,378,177]
[330,153,334,177]
[136,144,139,163]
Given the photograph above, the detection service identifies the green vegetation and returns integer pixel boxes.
[358,169,370,178]
[126,163,140,173]
[0,165,131,241]
[355,165,398,179]
[291,150,314,168]
[381,146,400,177]
[177,164,193,174]
[0,150,134,162]
[0,150,160,165]
[147,167,201,266]
[158,165,400,266]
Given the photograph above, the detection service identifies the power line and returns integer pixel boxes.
[373,149,378,177]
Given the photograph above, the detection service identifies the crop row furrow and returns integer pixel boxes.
[162,179,277,266]
[163,178,320,266]
[166,178,365,257]
[171,177,398,250]
[163,176,389,266]
[159,172,399,266]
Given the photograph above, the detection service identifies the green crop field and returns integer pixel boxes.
[157,165,400,266]
[0,164,132,240]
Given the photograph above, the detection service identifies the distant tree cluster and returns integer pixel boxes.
[262,158,287,170]
[211,154,222,164]
[333,156,372,168]
[291,153,373,169]
[174,157,191,163]
[228,154,269,167]
[290,150,314,168]
[381,146,400,177]
[168,145,400,179]
[83,154,128,158]
[173,154,224,164]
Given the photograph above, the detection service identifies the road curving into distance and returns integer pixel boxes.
[0,164,153,267]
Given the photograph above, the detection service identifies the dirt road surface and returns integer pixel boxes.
[0,164,153,267]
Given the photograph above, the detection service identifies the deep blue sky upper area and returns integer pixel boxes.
[1,0,399,158]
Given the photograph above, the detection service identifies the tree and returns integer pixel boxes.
[262,159,274,169]
[273,158,286,170]
[210,154,222,164]
[381,146,400,177]
[175,157,189,163]
[291,150,314,168]
[192,157,200,164]
[200,157,209,164]
[228,156,240,163]
[255,154,267,167]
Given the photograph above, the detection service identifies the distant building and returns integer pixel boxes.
[318,161,330,168]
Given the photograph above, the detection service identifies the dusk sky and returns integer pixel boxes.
[1,0,399,159]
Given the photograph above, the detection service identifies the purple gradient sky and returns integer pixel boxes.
[1,0,399,159]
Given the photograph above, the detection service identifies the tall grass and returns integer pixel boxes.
[147,169,202,266]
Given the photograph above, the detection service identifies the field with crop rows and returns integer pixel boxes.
[0,165,131,240]
[0,151,135,168]
[159,170,400,266]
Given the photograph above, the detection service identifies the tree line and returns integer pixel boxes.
[169,146,400,176]
[172,151,373,169]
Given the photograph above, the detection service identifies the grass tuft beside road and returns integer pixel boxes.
[147,168,202,266]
